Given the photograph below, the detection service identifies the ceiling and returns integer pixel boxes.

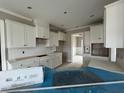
[0,0,106,30]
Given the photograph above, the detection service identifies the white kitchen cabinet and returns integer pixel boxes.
[10,52,62,69]
[39,56,49,67]
[47,31,59,47]
[105,0,124,48]
[90,24,104,43]
[84,31,90,46]
[84,31,90,53]
[24,25,36,47]
[36,25,49,39]
[38,53,62,69]
[48,53,62,68]
[10,58,39,69]
[6,20,25,48]
[5,19,36,48]
[58,31,66,41]
[56,53,62,66]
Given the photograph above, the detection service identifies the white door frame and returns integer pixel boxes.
[0,19,7,71]
[71,33,83,63]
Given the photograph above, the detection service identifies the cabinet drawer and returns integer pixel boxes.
[10,58,39,69]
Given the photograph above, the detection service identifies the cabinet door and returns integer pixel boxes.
[63,32,66,41]
[56,53,62,66]
[105,1,124,48]
[24,25,36,47]
[48,53,62,68]
[36,26,44,38]
[97,24,104,43]
[39,57,49,67]
[43,27,49,39]
[58,32,63,40]
[90,24,104,43]
[48,56,57,68]
[84,31,90,46]
[6,20,25,48]
[58,32,66,41]
[49,31,58,46]
[36,26,49,39]
[90,26,97,43]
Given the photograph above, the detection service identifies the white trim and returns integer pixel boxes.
[0,8,32,21]
[0,19,7,71]
[3,80,124,92]
[66,25,90,32]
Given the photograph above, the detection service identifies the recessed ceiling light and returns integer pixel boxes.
[90,14,95,18]
[64,10,72,14]
[64,11,67,14]
[27,6,32,9]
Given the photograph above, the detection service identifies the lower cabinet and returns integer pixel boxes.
[39,56,49,67]
[48,53,62,68]
[47,31,59,47]
[38,53,62,68]
[10,53,62,69]
[10,58,39,69]
[39,53,62,69]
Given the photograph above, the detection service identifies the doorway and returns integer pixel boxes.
[71,33,83,64]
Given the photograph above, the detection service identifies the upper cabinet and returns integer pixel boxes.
[47,31,59,47]
[24,25,36,47]
[84,31,90,46]
[90,24,104,43]
[104,0,124,48]
[35,25,49,39]
[58,31,66,41]
[5,19,36,48]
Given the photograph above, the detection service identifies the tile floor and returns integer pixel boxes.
[57,58,124,73]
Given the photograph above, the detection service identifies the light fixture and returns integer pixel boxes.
[64,11,67,14]
[27,6,32,10]
[89,14,95,18]
[64,10,72,14]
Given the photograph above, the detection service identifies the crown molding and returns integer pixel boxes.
[0,8,32,21]
[66,25,90,32]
